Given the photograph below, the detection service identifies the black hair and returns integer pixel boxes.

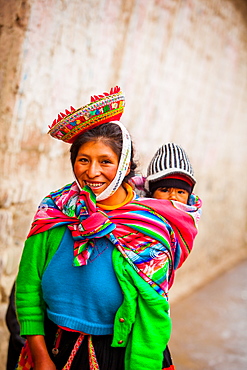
[70,122,137,182]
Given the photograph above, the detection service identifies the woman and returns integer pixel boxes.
[16,87,201,370]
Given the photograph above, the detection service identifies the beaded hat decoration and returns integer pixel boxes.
[48,86,125,143]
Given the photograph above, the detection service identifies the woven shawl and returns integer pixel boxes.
[27,182,202,298]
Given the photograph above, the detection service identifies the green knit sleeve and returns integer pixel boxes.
[16,226,66,336]
[125,276,171,370]
[112,249,171,370]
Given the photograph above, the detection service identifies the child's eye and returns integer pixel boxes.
[102,159,112,164]
[178,189,185,194]
[160,187,169,193]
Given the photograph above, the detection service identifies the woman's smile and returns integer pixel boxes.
[84,181,105,189]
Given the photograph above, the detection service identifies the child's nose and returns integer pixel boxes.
[169,188,177,200]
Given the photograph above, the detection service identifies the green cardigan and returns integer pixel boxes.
[16,226,171,370]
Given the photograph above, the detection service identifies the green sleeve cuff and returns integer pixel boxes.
[20,319,45,336]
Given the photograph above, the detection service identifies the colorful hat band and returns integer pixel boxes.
[48,87,125,143]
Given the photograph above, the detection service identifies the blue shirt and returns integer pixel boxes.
[42,228,123,334]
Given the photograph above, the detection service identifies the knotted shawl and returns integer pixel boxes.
[27,182,202,297]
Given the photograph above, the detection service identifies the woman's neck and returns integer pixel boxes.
[97,183,134,209]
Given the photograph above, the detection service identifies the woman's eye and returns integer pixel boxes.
[78,157,88,163]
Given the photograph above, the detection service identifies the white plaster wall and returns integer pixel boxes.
[1,0,247,367]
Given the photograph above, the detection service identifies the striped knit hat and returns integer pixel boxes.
[145,142,196,193]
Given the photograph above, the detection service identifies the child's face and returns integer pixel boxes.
[153,187,189,204]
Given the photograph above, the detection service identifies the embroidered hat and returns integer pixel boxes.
[48,86,125,143]
[145,142,196,192]
[48,87,131,202]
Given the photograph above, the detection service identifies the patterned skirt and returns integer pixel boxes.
[17,317,175,370]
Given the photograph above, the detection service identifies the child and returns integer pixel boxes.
[132,142,201,370]
[145,142,196,204]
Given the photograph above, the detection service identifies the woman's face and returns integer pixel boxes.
[74,140,127,204]
[153,187,189,204]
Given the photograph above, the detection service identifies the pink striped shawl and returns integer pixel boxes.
[27,182,202,297]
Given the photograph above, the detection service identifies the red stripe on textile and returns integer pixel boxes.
[165,174,193,186]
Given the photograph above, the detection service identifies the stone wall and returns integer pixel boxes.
[1,0,247,367]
